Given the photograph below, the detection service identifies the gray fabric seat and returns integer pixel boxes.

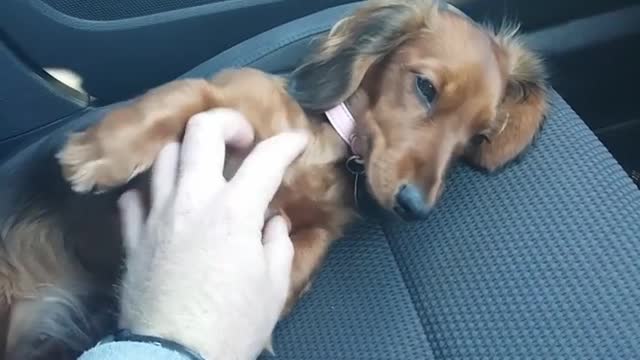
[1,3,639,359]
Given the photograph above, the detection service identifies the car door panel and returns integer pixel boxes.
[0,0,356,104]
[0,40,88,158]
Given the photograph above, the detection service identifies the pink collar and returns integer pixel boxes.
[325,102,359,155]
[325,102,365,176]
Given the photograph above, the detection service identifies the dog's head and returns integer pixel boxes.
[290,0,548,220]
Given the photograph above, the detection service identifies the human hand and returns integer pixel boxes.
[116,109,308,360]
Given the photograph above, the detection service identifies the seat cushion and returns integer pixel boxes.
[272,221,434,359]
[382,91,640,358]
[1,2,639,359]
[264,92,640,359]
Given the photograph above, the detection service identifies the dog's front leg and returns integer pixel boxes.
[282,226,336,316]
[57,79,218,193]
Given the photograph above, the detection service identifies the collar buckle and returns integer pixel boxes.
[345,155,365,175]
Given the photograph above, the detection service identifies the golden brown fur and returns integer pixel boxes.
[1,1,548,358]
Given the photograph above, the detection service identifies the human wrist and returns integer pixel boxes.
[79,340,191,360]
[118,312,212,359]
[94,329,207,360]
[119,315,257,360]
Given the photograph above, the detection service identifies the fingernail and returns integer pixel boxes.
[276,211,292,233]
[286,131,310,154]
[293,129,311,142]
[118,190,136,209]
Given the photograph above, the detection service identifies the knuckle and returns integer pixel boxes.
[222,195,249,220]
[173,196,200,221]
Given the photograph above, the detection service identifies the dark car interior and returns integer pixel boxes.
[1,0,639,358]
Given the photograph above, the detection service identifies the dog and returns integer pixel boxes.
[0,0,548,358]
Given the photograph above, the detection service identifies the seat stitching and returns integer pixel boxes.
[381,223,441,360]
[239,26,331,67]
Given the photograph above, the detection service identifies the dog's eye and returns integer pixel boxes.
[471,134,491,146]
[415,77,437,105]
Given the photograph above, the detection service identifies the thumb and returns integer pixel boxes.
[262,216,294,300]
[118,190,145,255]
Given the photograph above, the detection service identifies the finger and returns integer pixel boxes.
[228,132,308,216]
[262,216,294,300]
[151,142,180,215]
[118,190,145,255]
[177,109,254,206]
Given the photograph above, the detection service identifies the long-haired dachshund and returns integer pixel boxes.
[1,0,548,358]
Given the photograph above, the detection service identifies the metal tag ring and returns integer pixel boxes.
[346,155,365,175]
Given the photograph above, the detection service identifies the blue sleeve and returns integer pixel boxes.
[78,341,190,360]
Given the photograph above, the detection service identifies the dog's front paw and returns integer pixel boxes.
[57,130,143,193]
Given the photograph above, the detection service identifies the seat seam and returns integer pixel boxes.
[215,5,362,69]
[381,223,441,360]
[239,26,330,67]
[183,24,332,76]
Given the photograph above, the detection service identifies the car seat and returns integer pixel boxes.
[1,3,639,359]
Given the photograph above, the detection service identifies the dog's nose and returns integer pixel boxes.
[394,184,431,220]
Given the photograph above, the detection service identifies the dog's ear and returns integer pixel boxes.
[465,25,549,172]
[288,0,437,111]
